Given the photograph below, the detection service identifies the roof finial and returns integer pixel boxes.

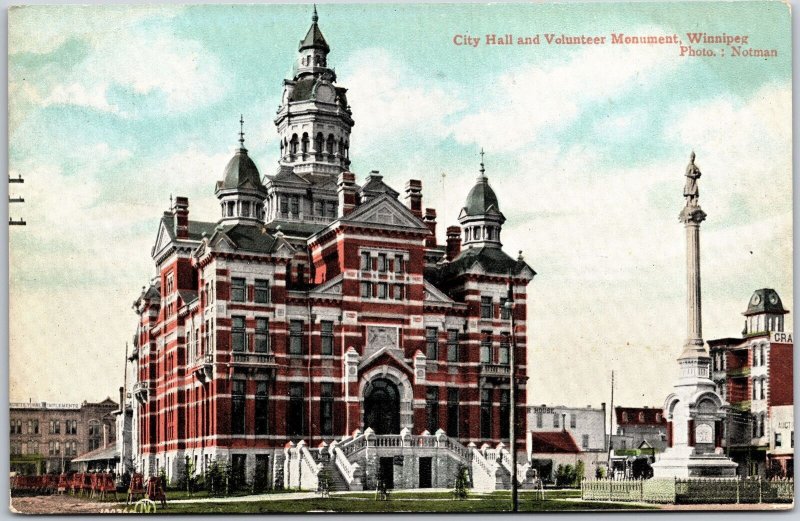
[169,193,173,208]
[312,4,319,23]
[479,148,486,178]
[238,114,246,148]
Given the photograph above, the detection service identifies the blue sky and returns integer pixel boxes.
[8,2,792,408]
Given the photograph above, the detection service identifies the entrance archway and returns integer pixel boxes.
[364,378,401,434]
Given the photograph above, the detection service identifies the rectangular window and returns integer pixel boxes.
[393,284,403,300]
[254,279,270,304]
[67,420,77,435]
[231,277,246,302]
[582,434,590,450]
[775,433,783,447]
[314,200,324,216]
[394,255,404,274]
[32,420,39,434]
[426,327,438,360]
[480,389,491,438]
[480,296,493,319]
[360,252,371,271]
[480,332,492,363]
[51,420,60,435]
[553,413,560,428]
[255,382,269,435]
[321,383,334,436]
[426,387,439,434]
[447,330,459,362]
[571,414,577,429]
[377,282,388,299]
[321,321,334,355]
[290,196,299,216]
[500,297,511,320]
[360,282,371,299]
[536,412,543,428]
[378,253,388,272]
[500,390,510,439]
[289,320,304,355]
[288,383,305,436]
[255,318,269,353]
[232,380,246,435]
[232,316,246,352]
[280,196,289,216]
[447,388,459,437]
[327,201,336,218]
[499,334,510,365]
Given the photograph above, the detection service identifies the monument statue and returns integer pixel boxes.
[683,151,701,207]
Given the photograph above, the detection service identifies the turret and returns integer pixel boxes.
[458,150,505,249]
[214,116,267,225]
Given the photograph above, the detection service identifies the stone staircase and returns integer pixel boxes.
[319,458,350,492]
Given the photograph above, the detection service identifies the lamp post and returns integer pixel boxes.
[504,278,518,512]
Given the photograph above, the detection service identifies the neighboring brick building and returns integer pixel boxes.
[527,404,607,452]
[708,288,793,478]
[9,399,118,475]
[611,406,668,452]
[128,8,535,491]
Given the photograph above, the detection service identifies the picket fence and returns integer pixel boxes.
[581,477,794,504]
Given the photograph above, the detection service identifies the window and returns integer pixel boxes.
[792,431,794,448]
[499,334,510,365]
[753,378,758,400]
[638,412,645,423]
[88,421,101,450]
[426,387,439,433]
[447,330,459,362]
[288,383,305,436]
[29,442,38,455]
[255,318,269,353]
[255,279,270,304]
[232,316,246,352]
[360,252,371,271]
[775,432,783,447]
[480,296,493,319]
[480,332,492,363]
[378,253,388,272]
[314,200,324,216]
[232,380,246,435]
[760,377,766,400]
[499,390,510,439]
[321,321,334,356]
[321,383,334,436]
[255,382,269,435]
[378,283,388,299]
[231,278,246,302]
[621,412,628,423]
[326,201,336,218]
[280,196,289,216]
[480,389,491,438]
[360,282,371,299]
[656,413,662,423]
[760,413,766,438]
[394,255,404,274]
[426,328,438,360]
[290,196,299,217]
[500,297,511,320]
[166,272,174,294]
[553,413,560,428]
[66,420,77,435]
[571,414,577,429]
[241,201,250,217]
[447,388,459,437]
[10,419,21,434]
[536,411,543,428]
[393,284,403,300]
[289,321,304,355]
[582,434,590,450]
[50,420,60,435]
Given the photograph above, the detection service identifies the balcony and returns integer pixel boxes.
[480,363,511,378]
[132,381,150,403]
[231,352,278,375]
[192,353,214,382]
[727,366,751,378]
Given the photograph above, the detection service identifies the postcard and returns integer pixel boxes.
[7,1,792,514]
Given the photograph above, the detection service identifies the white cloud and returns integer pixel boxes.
[453,42,683,151]
[341,48,466,150]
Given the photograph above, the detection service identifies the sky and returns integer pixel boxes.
[8,2,792,412]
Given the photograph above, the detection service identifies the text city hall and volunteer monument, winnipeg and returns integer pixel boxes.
[128,9,535,491]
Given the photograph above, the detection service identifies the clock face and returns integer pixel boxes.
[769,294,779,305]
[751,294,762,306]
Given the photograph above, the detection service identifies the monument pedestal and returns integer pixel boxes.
[652,446,737,478]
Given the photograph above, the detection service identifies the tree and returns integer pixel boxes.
[574,460,586,486]
[555,464,577,488]
[453,465,469,500]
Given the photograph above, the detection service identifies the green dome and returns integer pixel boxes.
[220,149,265,191]
[463,176,500,215]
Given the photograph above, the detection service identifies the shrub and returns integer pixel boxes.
[453,465,469,500]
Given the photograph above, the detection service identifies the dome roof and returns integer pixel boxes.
[743,288,789,316]
[220,148,266,192]
[463,176,501,216]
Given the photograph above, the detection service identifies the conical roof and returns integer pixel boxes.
[299,21,329,52]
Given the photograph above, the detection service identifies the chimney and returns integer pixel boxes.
[338,172,357,217]
[103,424,109,448]
[404,180,422,219]
[119,386,125,413]
[446,226,462,260]
[423,208,437,247]
[173,196,189,239]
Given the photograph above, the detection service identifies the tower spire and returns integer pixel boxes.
[312,4,318,23]
[238,114,246,149]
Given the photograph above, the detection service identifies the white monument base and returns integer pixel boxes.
[652,446,737,478]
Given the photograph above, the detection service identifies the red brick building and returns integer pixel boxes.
[708,288,793,478]
[129,9,535,490]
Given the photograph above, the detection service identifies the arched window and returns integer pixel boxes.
[638,412,645,423]
[622,412,628,423]
[344,141,349,159]
[752,377,758,400]
[290,134,299,156]
[315,133,324,158]
[760,345,766,366]
[759,413,766,437]
[752,416,759,438]
[656,413,662,423]
[301,133,309,157]
[760,376,766,400]
[338,138,344,157]
[326,134,335,155]
[464,228,470,242]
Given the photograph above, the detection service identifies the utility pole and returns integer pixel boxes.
[606,371,615,472]
[505,275,518,512]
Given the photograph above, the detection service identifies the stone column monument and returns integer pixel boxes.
[651,152,737,478]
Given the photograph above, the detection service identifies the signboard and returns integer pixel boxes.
[770,331,793,344]
[695,423,713,444]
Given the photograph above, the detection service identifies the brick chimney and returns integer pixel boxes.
[404,180,422,219]
[446,225,462,261]
[173,196,189,239]
[338,172,357,217]
[423,208,437,247]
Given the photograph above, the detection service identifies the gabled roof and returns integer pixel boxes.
[530,431,581,454]
[178,289,198,305]
[441,246,535,279]
[207,224,280,254]
[340,193,428,231]
[359,173,400,200]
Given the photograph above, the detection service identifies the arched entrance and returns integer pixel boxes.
[363,378,401,434]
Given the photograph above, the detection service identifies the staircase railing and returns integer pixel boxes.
[329,440,363,491]
[499,446,531,484]
[471,446,499,492]
[298,442,321,491]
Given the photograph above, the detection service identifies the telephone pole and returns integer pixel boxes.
[606,371,615,471]
[506,275,518,512]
